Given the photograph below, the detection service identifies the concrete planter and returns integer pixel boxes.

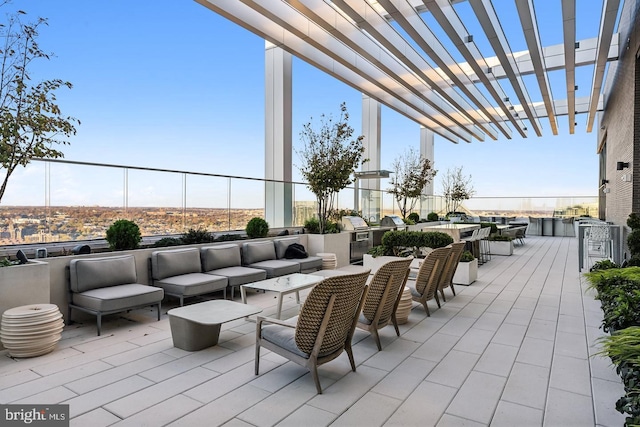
[490,240,514,256]
[453,259,478,285]
[0,260,50,350]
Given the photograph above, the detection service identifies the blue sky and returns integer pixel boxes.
[1,0,606,207]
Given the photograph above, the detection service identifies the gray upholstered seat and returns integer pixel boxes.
[150,248,228,306]
[68,254,164,336]
[274,237,323,273]
[201,244,267,299]
[242,241,300,278]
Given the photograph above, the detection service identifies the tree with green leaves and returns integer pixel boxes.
[297,103,366,234]
[441,166,475,215]
[387,147,437,219]
[0,6,78,203]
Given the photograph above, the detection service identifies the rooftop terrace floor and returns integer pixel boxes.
[0,235,625,426]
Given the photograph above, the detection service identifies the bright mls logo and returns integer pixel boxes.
[1,405,68,426]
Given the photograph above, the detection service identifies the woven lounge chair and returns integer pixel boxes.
[356,258,412,351]
[438,242,466,302]
[407,246,451,316]
[255,270,370,394]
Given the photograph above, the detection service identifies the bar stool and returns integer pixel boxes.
[586,224,613,269]
[479,227,492,263]
[462,229,481,263]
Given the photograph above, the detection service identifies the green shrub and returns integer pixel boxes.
[628,255,640,267]
[381,230,453,257]
[480,222,498,234]
[629,230,640,258]
[459,250,475,262]
[367,245,388,257]
[407,212,420,223]
[427,212,439,221]
[628,213,640,230]
[215,234,243,242]
[590,259,620,272]
[152,237,183,248]
[325,221,340,234]
[597,327,640,424]
[181,228,214,244]
[304,218,320,234]
[105,219,141,250]
[246,217,269,239]
[585,267,640,332]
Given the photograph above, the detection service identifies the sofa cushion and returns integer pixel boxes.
[242,241,276,265]
[247,260,299,278]
[274,237,300,259]
[201,244,242,272]
[295,256,323,273]
[70,255,138,293]
[151,248,202,281]
[261,317,307,358]
[156,273,227,297]
[205,266,266,287]
[71,284,164,313]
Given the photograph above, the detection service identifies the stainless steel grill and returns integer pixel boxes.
[341,216,372,263]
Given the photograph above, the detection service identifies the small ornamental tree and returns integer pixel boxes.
[0,7,78,203]
[387,147,436,219]
[297,103,366,234]
[441,166,475,215]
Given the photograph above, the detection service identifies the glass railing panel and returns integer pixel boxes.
[292,182,316,227]
[229,178,264,231]
[184,174,230,233]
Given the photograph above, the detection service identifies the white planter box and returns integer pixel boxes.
[452,259,478,285]
[490,240,514,256]
[307,232,351,268]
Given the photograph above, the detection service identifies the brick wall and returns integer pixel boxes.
[599,0,640,257]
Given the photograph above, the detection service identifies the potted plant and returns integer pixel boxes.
[246,217,269,239]
[106,219,142,250]
[488,234,514,256]
[452,250,477,285]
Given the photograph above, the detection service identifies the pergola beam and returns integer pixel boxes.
[562,0,577,134]
[516,0,557,135]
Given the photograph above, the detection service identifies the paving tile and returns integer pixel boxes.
[109,394,202,427]
[372,356,437,400]
[474,343,518,377]
[437,413,486,426]
[100,339,175,366]
[516,336,554,368]
[63,375,154,418]
[104,366,217,418]
[66,353,175,394]
[549,355,592,396]
[485,299,514,315]
[429,306,463,323]
[503,308,534,326]
[490,400,543,427]
[446,371,506,424]
[13,385,77,404]
[307,365,387,414]
[525,318,557,341]
[532,304,559,321]
[385,381,457,426]
[453,328,495,355]
[0,369,41,389]
[472,312,506,332]
[274,404,336,427]
[554,330,589,360]
[491,323,527,347]
[331,391,401,427]
[501,362,550,409]
[427,350,479,388]
[168,384,271,427]
[400,317,444,343]
[139,346,231,383]
[592,377,626,427]
[438,316,476,338]
[412,333,460,363]
[544,387,595,426]
[457,303,489,319]
[363,338,420,371]
[0,360,112,403]
[249,361,310,393]
[70,408,121,427]
[557,314,586,335]
[470,292,498,306]
[513,296,538,310]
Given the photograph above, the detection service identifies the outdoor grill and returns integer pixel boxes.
[381,215,407,231]
[341,216,372,264]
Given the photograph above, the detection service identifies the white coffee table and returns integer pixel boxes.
[240,273,323,319]
[168,300,262,351]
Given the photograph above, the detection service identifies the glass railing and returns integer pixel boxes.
[0,159,598,246]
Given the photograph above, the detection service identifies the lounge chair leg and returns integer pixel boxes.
[311,366,323,394]
[391,314,400,336]
[179,296,184,307]
[346,346,357,371]
[422,301,430,316]
[372,328,382,351]
[440,289,447,302]
[434,293,441,308]
[96,313,102,336]
[255,343,261,375]
[157,303,162,321]
[451,284,456,296]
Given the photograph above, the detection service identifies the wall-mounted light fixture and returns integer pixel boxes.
[603,188,611,194]
[617,161,630,170]
[601,179,609,185]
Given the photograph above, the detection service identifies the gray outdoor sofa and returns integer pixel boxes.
[201,244,267,299]
[150,247,228,306]
[273,236,323,273]
[242,240,300,278]
[68,254,164,336]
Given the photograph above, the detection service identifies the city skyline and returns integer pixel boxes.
[0,0,605,209]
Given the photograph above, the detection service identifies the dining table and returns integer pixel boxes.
[421,223,481,241]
